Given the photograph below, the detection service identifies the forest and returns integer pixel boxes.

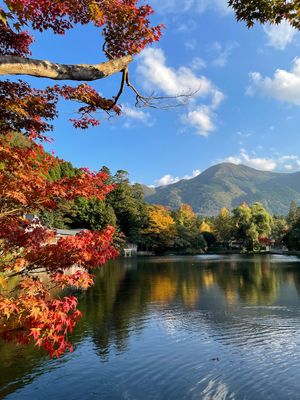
[39,149,300,255]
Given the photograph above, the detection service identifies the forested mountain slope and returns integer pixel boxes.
[144,163,300,215]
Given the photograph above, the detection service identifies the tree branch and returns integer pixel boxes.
[0,55,133,81]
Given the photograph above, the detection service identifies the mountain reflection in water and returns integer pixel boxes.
[2,254,300,400]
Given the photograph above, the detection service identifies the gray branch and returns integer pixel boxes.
[0,55,133,81]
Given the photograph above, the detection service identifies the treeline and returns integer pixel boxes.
[41,164,300,254]
[41,167,207,254]
[284,201,300,251]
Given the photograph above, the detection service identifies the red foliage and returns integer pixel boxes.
[2,0,162,56]
[259,236,272,245]
[0,0,163,130]
[0,0,162,357]
[0,135,118,357]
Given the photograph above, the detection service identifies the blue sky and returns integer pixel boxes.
[26,0,300,186]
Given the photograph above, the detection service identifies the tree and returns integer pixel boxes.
[143,205,176,253]
[0,0,163,138]
[199,221,213,234]
[72,198,116,231]
[229,0,300,29]
[0,134,120,356]
[173,204,196,228]
[172,205,206,254]
[107,171,149,243]
[0,0,164,357]
[251,203,273,238]
[287,201,299,228]
[271,216,288,242]
[213,207,233,246]
[232,202,273,251]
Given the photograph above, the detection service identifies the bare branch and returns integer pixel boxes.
[0,55,133,81]
[125,70,200,109]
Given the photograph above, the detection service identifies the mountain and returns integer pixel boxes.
[143,163,300,216]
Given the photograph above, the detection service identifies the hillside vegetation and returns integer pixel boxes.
[144,163,300,216]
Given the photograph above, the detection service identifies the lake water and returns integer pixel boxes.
[2,254,300,399]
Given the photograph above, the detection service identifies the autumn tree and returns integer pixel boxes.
[0,133,121,356]
[0,0,163,357]
[143,205,176,253]
[0,0,163,134]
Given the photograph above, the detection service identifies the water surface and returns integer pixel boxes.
[1,254,300,399]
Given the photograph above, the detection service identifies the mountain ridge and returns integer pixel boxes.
[143,163,300,216]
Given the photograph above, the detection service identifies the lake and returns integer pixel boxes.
[1,254,300,399]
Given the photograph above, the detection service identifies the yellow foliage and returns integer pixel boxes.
[219,207,230,218]
[0,275,8,290]
[177,204,195,226]
[199,221,213,233]
[148,205,175,234]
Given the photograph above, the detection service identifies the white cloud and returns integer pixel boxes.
[264,21,297,50]
[191,57,206,70]
[155,174,180,186]
[183,169,201,179]
[237,131,251,139]
[137,48,213,97]
[155,169,201,186]
[121,105,154,127]
[137,48,224,136]
[279,155,298,162]
[220,149,300,172]
[221,149,277,171]
[181,106,215,136]
[211,41,239,67]
[212,89,225,108]
[248,58,300,105]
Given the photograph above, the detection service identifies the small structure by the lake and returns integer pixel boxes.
[123,243,138,257]
[56,228,84,238]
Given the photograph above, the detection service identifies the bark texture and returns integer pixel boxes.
[0,55,133,81]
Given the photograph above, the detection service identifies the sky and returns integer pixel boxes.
[24,0,300,186]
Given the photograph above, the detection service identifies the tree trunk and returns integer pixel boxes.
[0,55,133,81]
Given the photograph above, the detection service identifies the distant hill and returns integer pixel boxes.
[143,163,300,216]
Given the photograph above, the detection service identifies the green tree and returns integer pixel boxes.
[171,205,206,254]
[73,198,117,231]
[272,216,288,242]
[229,0,300,29]
[213,207,234,246]
[251,202,273,237]
[232,202,272,251]
[106,171,149,242]
[287,201,299,227]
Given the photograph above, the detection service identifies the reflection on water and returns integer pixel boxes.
[2,255,300,399]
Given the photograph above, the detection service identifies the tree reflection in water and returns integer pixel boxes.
[1,254,300,398]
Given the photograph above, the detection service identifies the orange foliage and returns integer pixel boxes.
[0,136,118,357]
